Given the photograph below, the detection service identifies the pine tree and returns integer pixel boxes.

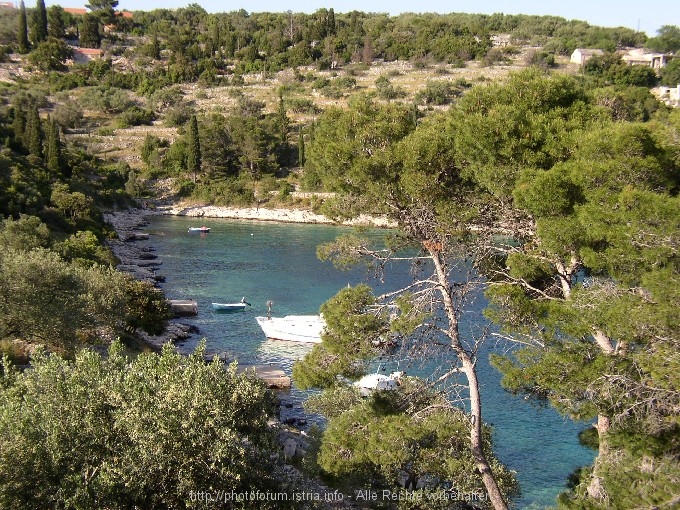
[187,115,201,183]
[30,0,48,45]
[86,0,119,24]
[17,0,29,54]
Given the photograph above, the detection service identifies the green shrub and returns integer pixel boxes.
[117,107,155,128]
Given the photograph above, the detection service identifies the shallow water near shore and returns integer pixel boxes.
[144,214,594,508]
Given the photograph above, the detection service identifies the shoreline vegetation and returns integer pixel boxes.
[1,3,677,504]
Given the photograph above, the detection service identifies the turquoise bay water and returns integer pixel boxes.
[144,215,594,508]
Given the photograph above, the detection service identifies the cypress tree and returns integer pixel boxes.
[12,106,26,149]
[44,116,62,173]
[187,115,201,183]
[327,8,336,36]
[30,0,48,45]
[25,105,43,159]
[47,5,67,40]
[298,125,305,167]
[79,14,101,49]
[17,0,29,54]
[277,94,288,145]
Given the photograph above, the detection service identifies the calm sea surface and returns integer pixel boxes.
[144,215,594,508]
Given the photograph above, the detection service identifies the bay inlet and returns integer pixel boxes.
[144,214,594,508]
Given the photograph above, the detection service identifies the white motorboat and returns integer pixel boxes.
[354,371,403,397]
[255,315,325,343]
[188,226,210,233]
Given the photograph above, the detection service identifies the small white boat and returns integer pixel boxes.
[354,371,403,397]
[188,226,210,233]
[212,298,251,312]
[255,315,325,343]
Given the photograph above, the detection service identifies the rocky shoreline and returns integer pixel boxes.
[104,209,200,350]
[159,202,397,228]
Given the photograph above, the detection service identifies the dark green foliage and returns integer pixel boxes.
[24,104,42,158]
[645,25,680,53]
[525,49,556,68]
[139,134,165,167]
[27,37,71,71]
[374,74,406,100]
[116,106,154,128]
[293,284,384,389]
[0,215,51,252]
[29,0,47,45]
[17,0,28,53]
[584,53,658,88]
[86,0,118,23]
[52,101,83,131]
[590,86,661,122]
[119,277,172,335]
[47,5,66,39]
[79,13,100,49]
[453,69,592,198]
[305,379,519,508]
[480,81,680,507]
[298,125,305,166]
[56,229,115,267]
[43,115,62,174]
[0,342,286,509]
[659,58,680,87]
[186,114,201,181]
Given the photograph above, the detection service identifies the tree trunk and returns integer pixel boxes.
[430,248,509,510]
[587,414,611,500]
[463,359,510,510]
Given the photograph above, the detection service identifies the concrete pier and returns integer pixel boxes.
[169,299,198,317]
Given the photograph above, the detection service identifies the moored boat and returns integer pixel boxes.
[188,226,211,233]
[353,371,403,397]
[212,298,251,312]
[255,315,325,343]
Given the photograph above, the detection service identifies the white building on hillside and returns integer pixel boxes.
[571,48,604,65]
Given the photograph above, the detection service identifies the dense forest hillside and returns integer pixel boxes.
[0,3,679,508]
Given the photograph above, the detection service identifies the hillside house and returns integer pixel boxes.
[621,48,673,70]
[71,47,102,63]
[653,85,680,108]
[570,48,605,65]
[0,2,15,8]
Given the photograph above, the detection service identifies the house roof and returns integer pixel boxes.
[72,47,102,55]
[573,48,605,56]
[63,7,88,15]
